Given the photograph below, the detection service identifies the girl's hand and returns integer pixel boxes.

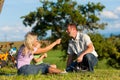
[43,53,47,58]
[55,38,61,45]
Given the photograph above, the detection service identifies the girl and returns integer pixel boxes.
[17,32,64,75]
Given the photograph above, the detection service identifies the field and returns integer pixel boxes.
[0,42,120,80]
[0,67,120,80]
[0,50,120,80]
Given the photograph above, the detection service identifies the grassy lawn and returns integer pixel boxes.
[0,68,120,80]
[0,50,120,80]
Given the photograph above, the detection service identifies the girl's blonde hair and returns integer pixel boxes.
[22,32,37,55]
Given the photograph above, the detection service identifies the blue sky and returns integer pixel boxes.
[0,0,120,42]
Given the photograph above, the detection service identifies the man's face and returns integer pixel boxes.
[66,26,74,37]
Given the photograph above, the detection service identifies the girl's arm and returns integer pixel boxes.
[33,53,47,63]
[34,39,61,54]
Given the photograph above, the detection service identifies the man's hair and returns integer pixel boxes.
[67,23,77,30]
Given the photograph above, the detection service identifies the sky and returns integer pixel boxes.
[0,0,120,42]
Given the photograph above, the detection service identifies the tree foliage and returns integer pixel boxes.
[89,33,120,69]
[107,35,120,69]
[21,0,106,39]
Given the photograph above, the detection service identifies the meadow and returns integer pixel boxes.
[0,50,120,80]
[0,42,120,80]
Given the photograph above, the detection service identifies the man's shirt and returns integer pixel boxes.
[67,32,98,57]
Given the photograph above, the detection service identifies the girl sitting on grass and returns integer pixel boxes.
[17,32,64,75]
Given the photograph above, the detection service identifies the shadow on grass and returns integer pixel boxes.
[0,72,17,76]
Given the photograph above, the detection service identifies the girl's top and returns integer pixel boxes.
[17,45,37,69]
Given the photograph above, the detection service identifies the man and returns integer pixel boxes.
[66,23,98,72]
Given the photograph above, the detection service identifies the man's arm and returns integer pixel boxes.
[77,43,94,62]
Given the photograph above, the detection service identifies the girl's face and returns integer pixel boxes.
[32,36,40,47]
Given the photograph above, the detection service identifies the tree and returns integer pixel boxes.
[21,0,106,40]
[106,35,120,69]
[90,33,120,69]
[0,0,4,13]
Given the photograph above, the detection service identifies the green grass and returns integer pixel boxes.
[0,50,120,80]
[44,50,66,69]
[0,68,120,80]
